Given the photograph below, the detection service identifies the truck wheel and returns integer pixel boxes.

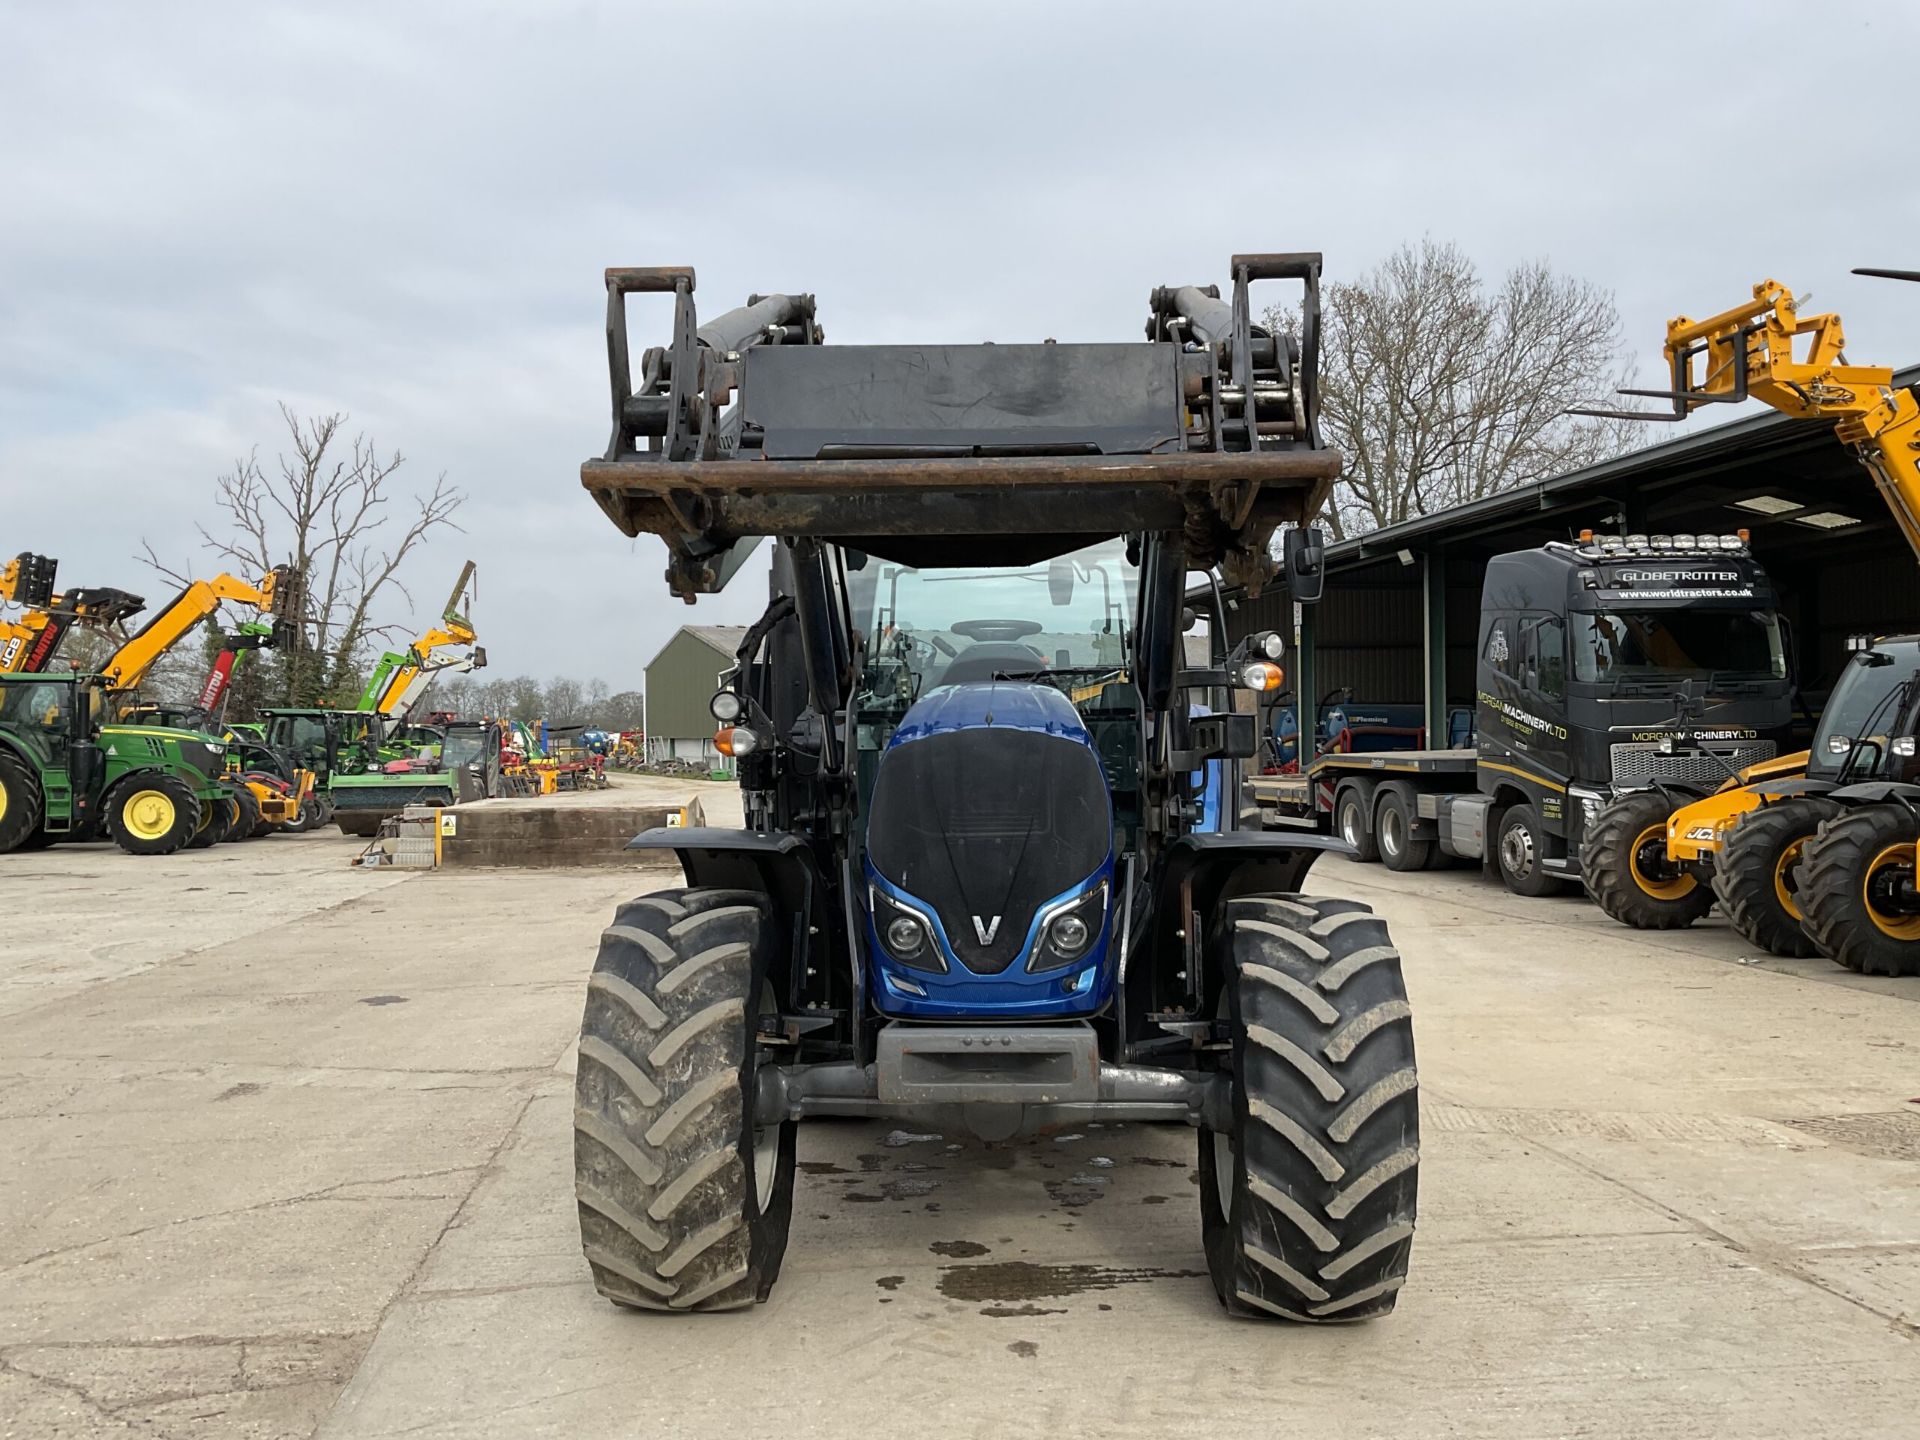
[1334,786,1379,863]
[106,775,202,856]
[0,749,46,853]
[1494,802,1562,898]
[1579,790,1711,926]
[1374,790,1432,873]
[1201,894,1418,1321]
[1795,804,1920,976]
[1711,798,1839,958]
[573,887,796,1311]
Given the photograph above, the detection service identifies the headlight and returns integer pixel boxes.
[1048,913,1090,955]
[203,742,225,755]
[871,889,945,973]
[1826,734,1854,755]
[885,915,925,956]
[1894,736,1916,758]
[1029,883,1107,972]
[710,690,744,722]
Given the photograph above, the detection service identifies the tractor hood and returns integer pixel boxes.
[866,683,1111,977]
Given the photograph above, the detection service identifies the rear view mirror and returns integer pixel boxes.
[1048,557,1075,606]
[1283,527,1326,604]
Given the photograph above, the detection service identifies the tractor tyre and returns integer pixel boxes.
[1795,804,1920,977]
[230,785,264,840]
[1374,789,1432,873]
[1201,894,1418,1322]
[1711,798,1839,958]
[187,792,241,848]
[1580,790,1713,927]
[106,775,202,856]
[573,886,796,1311]
[281,796,324,834]
[1334,786,1379,863]
[18,825,60,851]
[0,748,46,853]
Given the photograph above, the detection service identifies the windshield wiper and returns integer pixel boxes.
[989,665,1124,683]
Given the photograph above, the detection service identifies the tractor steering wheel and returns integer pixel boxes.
[950,618,1045,642]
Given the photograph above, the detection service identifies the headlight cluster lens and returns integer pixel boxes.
[872,890,945,974]
[1029,884,1107,972]
[709,690,744,722]
[1826,734,1854,755]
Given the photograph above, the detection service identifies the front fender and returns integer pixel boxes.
[1825,782,1920,807]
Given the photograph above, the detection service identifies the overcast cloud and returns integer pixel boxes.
[4,1,1917,687]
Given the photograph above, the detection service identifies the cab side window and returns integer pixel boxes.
[1521,615,1566,702]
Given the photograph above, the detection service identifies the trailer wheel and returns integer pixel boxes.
[573,887,796,1311]
[106,775,202,856]
[1579,790,1712,926]
[1711,798,1838,958]
[1334,786,1379,863]
[1795,804,1920,977]
[1201,894,1418,1321]
[1374,789,1432,873]
[1494,802,1562,898]
[0,748,46,853]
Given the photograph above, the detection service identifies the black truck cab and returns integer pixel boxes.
[1474,532,1793,874]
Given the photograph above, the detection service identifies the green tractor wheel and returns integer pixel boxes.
[0,749,47,853]
[107,775,203,856]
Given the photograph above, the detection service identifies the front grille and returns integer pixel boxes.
[1609,740,1776,788]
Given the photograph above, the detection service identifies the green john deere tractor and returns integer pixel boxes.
[0,673,237,855]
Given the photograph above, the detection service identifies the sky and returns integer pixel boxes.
[4,1,1918,689]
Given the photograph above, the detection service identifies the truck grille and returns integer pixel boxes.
[1609,740,1776,788]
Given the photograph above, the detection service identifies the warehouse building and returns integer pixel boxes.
[643,624,746,766]
[1220,368,1920,744]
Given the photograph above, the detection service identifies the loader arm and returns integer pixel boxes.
[1580,278,1920,561]
[582,259,1339,600]
[98,567,296,693]
[363,562,480,715]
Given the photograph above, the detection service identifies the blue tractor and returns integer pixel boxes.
[570,258,1419,1319]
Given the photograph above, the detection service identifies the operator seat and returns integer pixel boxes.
[935,642,1049,687]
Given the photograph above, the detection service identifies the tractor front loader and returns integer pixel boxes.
[567,257,1419,1321]
[1577,277,1920,971]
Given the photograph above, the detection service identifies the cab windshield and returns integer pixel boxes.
[1812,643,1920,776]
[1571,609,1786,684]
[845,538,1137,711]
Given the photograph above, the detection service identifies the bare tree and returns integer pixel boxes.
[1270,239,1639,539]
[144,405,464,704]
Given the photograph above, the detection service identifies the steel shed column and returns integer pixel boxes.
[1422,549,1446,746]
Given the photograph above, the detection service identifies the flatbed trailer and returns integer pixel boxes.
[1247,748,1502,872]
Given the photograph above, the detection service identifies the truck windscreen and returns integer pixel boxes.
[1571,610,1786,683]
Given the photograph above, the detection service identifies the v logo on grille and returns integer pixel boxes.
[971,914,1001,944]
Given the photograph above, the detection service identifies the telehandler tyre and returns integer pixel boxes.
[106,775,202,856]
[1795,804,1920,977]
[1581,789,1714,928]
[1711,798,1839,958]
[187,791,241,849]
[0,749,45,853]
[1201,894,1418,1321]
[573,886,796,1311]
[228,785,263,840]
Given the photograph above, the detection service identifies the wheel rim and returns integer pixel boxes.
[1627,821,1695,899]
[1340,801,1360,847]
[1210,990,1233,1211]
[0,780,9,825]
[752,983,779,1210]
[123,789,176,841]
[1862,844,1920,940]
[1773,837,1811,920]
[1381,806,1404,857]
[1500,819,1534,878]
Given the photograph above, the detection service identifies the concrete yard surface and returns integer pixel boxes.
[1,823,1917,1438]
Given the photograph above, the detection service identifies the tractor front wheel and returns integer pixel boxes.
[572,886,796,1311]
[1201,894,1418,1321]
[1796,804,1920,977]
[1580,790,1713,928]
[0,749,46,853]
[1711,798,1839,958]
[107,776,202,856]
